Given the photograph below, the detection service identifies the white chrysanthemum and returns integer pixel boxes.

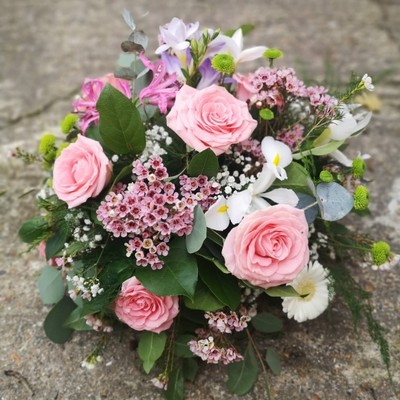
[282,261,330,323]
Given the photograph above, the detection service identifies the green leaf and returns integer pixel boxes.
[165,365,184,400]
[251,312,283,333]
[109,164,133,190]
[198,258,240,309]
[259,108,274,120]
[196,247,229,274]
[18,216,48,243]
[266,347,281,375]
[97,84,145,154]
[293,140,344,159]
[186,206,207,254]
[206,229,224,247]
[182,358,198,383]
[273,162,312,195]
[227,343,260,395]
[43,296,77,344]
[135,238,198,300]
[45,224,69,259]
[138,331,167,374]
[184,280,225,311]
[225,24,255,37]
[175,334,196,358]
[38,266,65,305]
[64,307,92,331]
[265,285,300,298]
[187,148,219,178]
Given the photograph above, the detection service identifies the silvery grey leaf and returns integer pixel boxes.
[122,9,136,31]
[316,182,353,221]
[128,30,149,51]
[296,193,318,224]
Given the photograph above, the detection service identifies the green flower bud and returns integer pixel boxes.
[211,54,236,75]
[61,113,78,134]
[56,142,70,158]
[371,241,391,266]
[352,157,365,178]
[319,170,333,183]
[263,48,284,60]
[353,185,369,210]
[38,133,56,155]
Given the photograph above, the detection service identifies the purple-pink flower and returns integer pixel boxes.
[138,54,179,114]
[73,73,131,133]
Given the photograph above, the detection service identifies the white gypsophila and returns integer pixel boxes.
[139,125,171,162]
[282,260,330,323]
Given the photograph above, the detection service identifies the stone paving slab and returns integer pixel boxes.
[0,1,399,399]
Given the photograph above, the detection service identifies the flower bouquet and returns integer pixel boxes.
[17,12,397,398]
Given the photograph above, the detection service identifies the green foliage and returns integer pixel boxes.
[187,148,219,178]
[138,331,167,374]
[43,296,77,344]
[97,84,145,154]
[251,312,283,333]
[198,258,240,309]
[64,307,92,331]
[266,347,281,375]
[182,358,198,383]
[186,206,207,254]
[227,342,260,395]
[18,216,49,244]
[38,266,65,305]
[184,280,225,311]
[165,365,184,400]
[224,24,255,37]
[174,334,196,358]
[45,223,69,259]
[135,238,198,300]
[273,162,312,195]
[265,285,300,298]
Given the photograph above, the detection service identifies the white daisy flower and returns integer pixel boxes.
[282,261,331,323]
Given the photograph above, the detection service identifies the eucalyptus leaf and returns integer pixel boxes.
[186,206,207,254]
[43,296,77,344]
[97,84,145,154]
[138,331,167,374]
[316,182,354,221]
[227,343,259,395]
[296,193,318,224]
[187,148,219,178]
[135,238,198,300]
[251,312,283,333]
[38,266,65,305]
[266,347,281,375]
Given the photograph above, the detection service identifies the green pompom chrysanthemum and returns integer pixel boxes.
[352,157,365,178]
[353,185,369,210]
[371,241,391,266]
[38,133,56,155]
[319,170,333,183]
[211,54,236,75]
[61,113,78,134]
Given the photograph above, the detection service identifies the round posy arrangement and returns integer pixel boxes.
[17,12,398,399]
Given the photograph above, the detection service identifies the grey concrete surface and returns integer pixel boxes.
[0,0,399,399]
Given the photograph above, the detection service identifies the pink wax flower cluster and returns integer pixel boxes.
[72,73,132,133]
[167,84,257,155]
[114,276,179,333]
[276,123,305,151]
[205,311,251,334]
[96,155,219,269]
[53,135,112,208]
[222,204,309,289]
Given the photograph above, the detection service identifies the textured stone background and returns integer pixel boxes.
[0,0,399,399]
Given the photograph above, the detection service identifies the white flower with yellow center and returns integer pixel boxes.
[261,136,293,180]
[205,164,298,230]
[282,261,331,323]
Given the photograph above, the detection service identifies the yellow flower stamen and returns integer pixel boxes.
[217,205,229,213]
[273,153,280,166]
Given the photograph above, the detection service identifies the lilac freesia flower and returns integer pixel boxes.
[155,17,199,54]
[138,54,180,114]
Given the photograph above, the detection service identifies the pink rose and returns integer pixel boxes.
[166,84,257,155]
[73,73,132,133]
[114,277,179,333]
[233,73,258,102]
[53,135,112,208]
[222,205,309,288]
